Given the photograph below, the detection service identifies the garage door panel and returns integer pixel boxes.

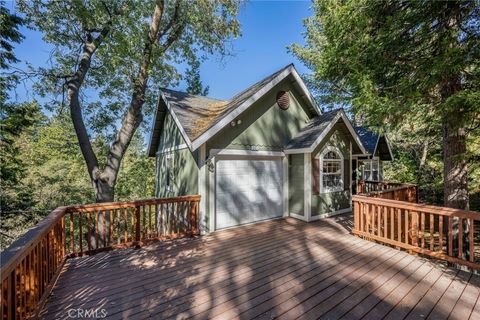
[216,157,283,230]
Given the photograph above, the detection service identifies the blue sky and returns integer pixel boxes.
[9,1,313,102]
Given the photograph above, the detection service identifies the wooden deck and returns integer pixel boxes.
[40,215,480,320]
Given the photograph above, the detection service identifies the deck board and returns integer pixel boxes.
[40,216,480,320]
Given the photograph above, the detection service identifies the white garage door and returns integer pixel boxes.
[215,157,283,230]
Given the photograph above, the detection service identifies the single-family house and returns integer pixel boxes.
[147,64,393,232]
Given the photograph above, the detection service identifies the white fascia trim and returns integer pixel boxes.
[147,94,163,156]
[284,148,310,154]
[160,91,193,150]
[303,112,342,154]
[191,67,292,151]
[156,144,188,155]
[384,134,395,161]
[290,67,322,115]
[290,111,368,156]
[339,110,368,155]
[191,65,321,151]
[289,212,308,222]
[310,207,352,220]
[209,148,285,158]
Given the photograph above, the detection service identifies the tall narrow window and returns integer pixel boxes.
[320,148,343,193]
[165,154,174,191]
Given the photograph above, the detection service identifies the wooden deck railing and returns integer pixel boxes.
[352,195,480,270]
[358,180,418,203]
[0,195,200,319]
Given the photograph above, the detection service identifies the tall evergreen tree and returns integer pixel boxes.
[291,0,480,211]
[185,59,210,96]
[291,0,480,260]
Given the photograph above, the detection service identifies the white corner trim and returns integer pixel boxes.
[318,146,344,194]
[160,91,193,150]
[209,148,285,158]
[283,156,289,217]
[304,153,312,222]
[208,156,215,233]
[310,207,352,220]
[156,144,188,155]
[198,144,208,234]
[289,212,308,222]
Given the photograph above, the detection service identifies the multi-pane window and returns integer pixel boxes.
[362,160,379,181]
[321,150,343,192]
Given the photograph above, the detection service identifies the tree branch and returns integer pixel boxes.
[104,0,165,183]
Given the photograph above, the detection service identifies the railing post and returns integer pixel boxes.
[135,205,141,248]
[353,200,359,232]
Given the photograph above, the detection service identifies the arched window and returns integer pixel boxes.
[320,147,344,193]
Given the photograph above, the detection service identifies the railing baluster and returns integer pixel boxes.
[79,212,83,256]
[95,211,99,250]
[439,216,444,253]
[420,212,425,248]
[155,204,159,238]
[69,212,74,255]
[116,209,121,245]
[470,218,475,263]
[405,209,409,245]
[448,216,453,256]
[459,218,463,259]
[390,207,394,240]
[86,212,92,252]
[109,209,113,246]
[430,213,434,251]
[383,206,388,239]
[123,208,128,243]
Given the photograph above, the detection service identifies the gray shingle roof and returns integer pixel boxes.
[284,109,341,150]
[354,127,379,155]
[163,64,292,143]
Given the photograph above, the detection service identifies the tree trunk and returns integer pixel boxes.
[441,81,470,261]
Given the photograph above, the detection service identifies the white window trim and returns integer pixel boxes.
[318,146,344,194]
[362,157,380,181]
[165,153,174,192]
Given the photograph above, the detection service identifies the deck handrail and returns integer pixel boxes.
[0,195,201,319]
[352,194,480,270]
[357,180,418,203]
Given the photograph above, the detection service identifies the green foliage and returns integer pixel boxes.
[0,1,24,101]
[291,0,480,207]
[185,59,210,96]
[17,0,241,133]
[291,0,479,127]
[115,131,155,201]
[1,106,156,249]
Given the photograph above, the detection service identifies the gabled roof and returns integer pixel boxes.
[284,108,367,155]
[148,64,320,156]
[354,126,394,161]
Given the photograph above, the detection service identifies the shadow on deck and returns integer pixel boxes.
[40,216,480,320]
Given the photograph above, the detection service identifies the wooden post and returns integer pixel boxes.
[135,206,141,248]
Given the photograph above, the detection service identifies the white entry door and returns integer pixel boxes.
[215,157,283,230]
